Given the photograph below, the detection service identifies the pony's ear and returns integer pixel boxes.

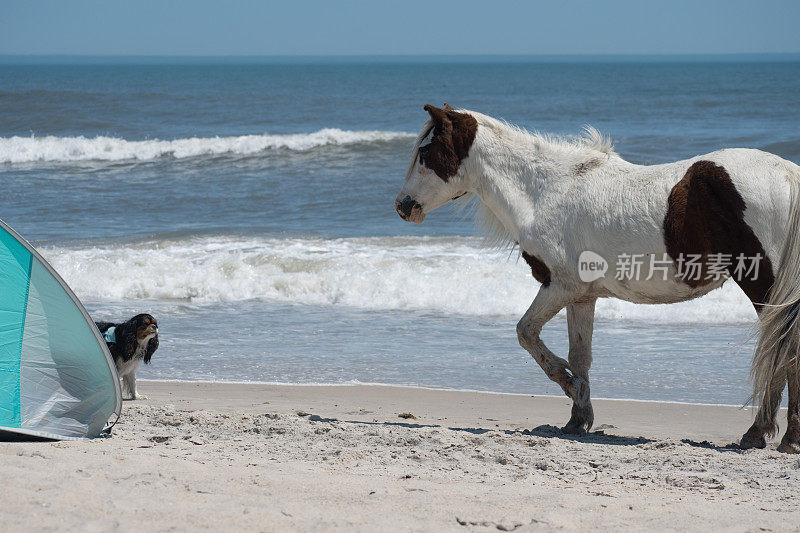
[443,103,455,112]
[423,104,452,132]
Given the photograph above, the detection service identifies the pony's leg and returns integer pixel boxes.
[740,377,783,449]
[778,368,800,453]
[563,298,597,434]
[516,284,586,429]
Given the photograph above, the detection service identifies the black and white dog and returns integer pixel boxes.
[95,314,159,400]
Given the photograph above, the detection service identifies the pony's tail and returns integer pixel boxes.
[751,179,800,436]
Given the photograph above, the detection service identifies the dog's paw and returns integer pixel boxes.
[133,393,150,400]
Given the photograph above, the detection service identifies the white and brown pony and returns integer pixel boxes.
[395,104,800,453]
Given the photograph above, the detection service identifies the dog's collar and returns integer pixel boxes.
[102,326,116,344]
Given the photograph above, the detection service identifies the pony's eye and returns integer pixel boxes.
[418,144,430,165]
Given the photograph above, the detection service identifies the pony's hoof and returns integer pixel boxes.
[562,422,587,436]
[777,438,800,454]
[561,396,594,437]
[562,404,593,435]
[739,432,767,450]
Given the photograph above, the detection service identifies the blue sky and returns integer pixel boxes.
[2,0,799,56]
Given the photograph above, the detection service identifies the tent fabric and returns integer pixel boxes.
[0,219,121,439]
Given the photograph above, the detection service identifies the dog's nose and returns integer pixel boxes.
[396,196,420,219]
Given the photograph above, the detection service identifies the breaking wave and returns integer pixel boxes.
[0,129,414,163]
[42,235,758,325]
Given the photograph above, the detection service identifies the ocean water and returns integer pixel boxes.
[2,57,800,405]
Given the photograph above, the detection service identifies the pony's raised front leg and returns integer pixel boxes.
[562,298,597,434]
[516,284,586,430]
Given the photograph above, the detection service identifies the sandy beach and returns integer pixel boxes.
[1,380,798,532]
[4,2,800,532]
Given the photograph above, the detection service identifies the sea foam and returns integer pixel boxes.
[42,235,758,325]
[0,129,414,163]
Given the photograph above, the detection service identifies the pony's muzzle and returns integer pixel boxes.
[395,196,425,223]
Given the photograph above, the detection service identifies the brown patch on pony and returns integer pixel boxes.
[663,160,774,310]
[418,104,478,181]
[522,251,551,287]
[573,158,603,176]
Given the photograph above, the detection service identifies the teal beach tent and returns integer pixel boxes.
[0,219,121,439]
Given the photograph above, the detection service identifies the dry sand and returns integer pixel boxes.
[1,381,799,532]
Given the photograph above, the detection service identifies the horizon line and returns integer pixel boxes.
[3,52,800,57]
[2,52,799,65]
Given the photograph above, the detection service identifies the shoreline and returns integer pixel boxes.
[140,378,758,409]
[2,381,798,531]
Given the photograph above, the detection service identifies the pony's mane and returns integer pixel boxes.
[407,109,616,250]
[455,196,516,249]
[471,111,616,157]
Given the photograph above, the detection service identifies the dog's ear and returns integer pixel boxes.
[119,322,137,359]
[144,335,159,364]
